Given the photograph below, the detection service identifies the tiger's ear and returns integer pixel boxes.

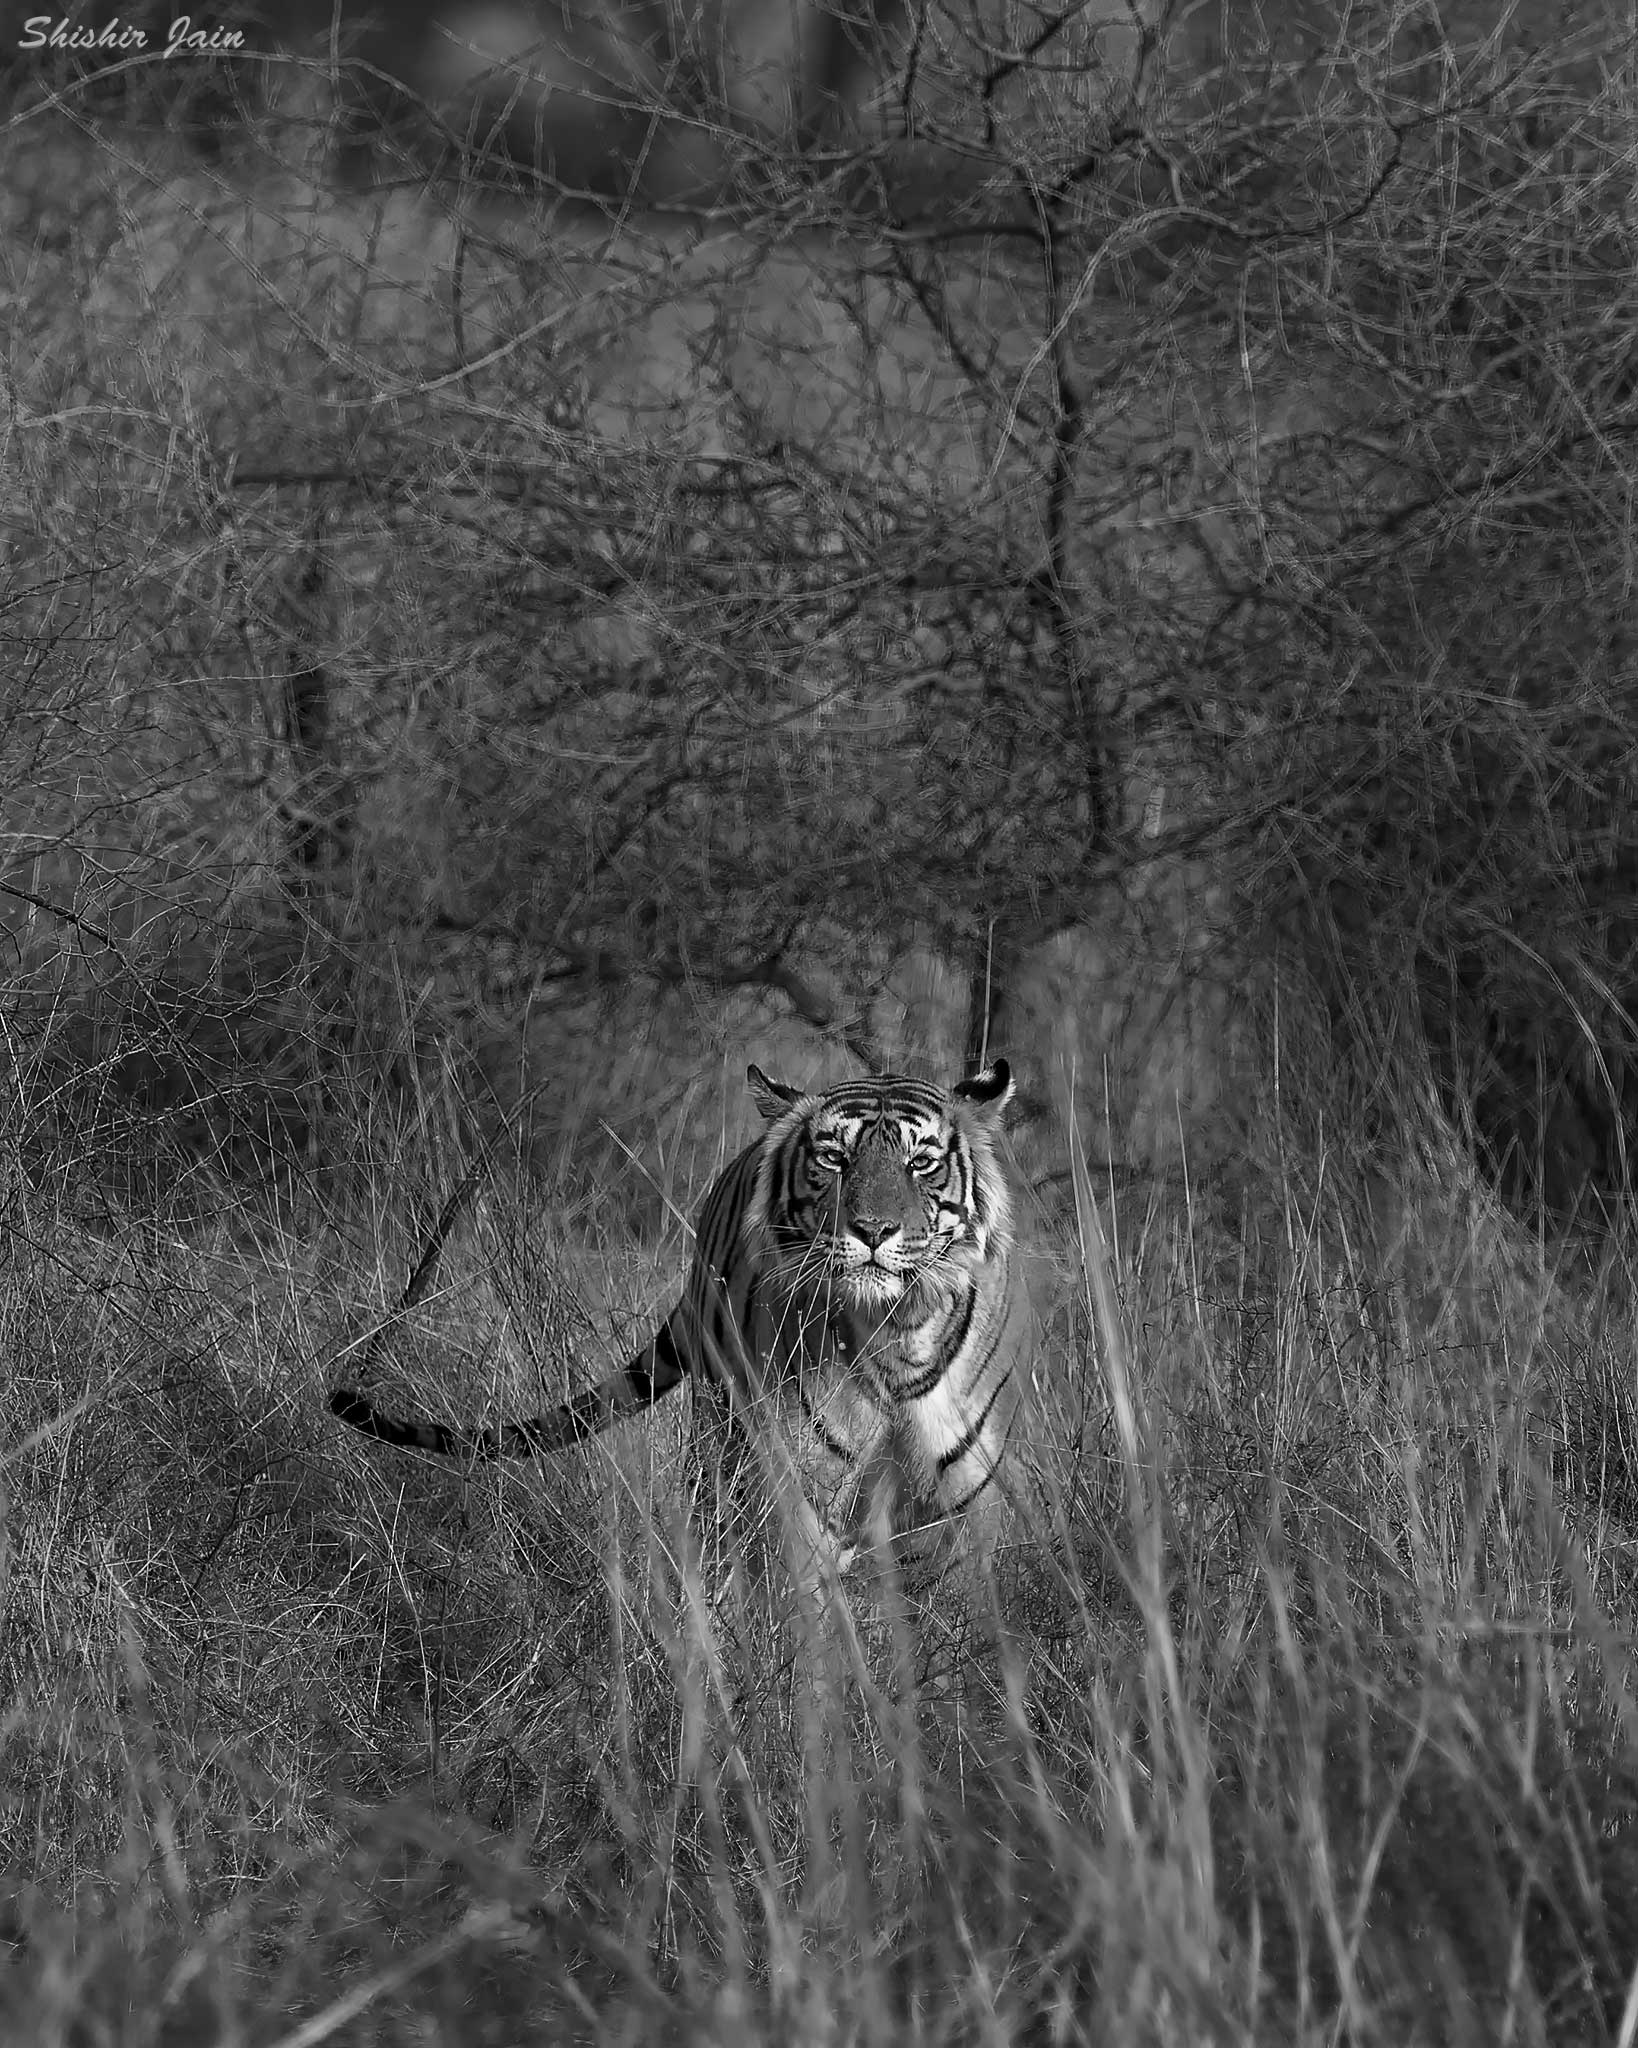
[955,1058,1013,1120]
[748,1064,805,1121]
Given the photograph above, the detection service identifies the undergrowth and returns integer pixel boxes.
[3,1043,1637,2045]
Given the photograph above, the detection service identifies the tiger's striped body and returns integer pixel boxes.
[330,1062,1030,1583]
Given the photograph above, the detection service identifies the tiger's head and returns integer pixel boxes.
[746,1061,1016,1309]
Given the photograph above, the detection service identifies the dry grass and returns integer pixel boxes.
[3,1045,1638,2045]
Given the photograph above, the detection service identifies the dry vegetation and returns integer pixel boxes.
[4,3,1638,2041]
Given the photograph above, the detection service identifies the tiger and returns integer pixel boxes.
[329,1060,1032,1590]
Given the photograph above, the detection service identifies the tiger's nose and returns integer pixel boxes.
[851,1217,899,1250]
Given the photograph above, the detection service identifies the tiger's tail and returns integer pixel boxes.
[328,1164,689,1461]
[329,1323,688,1460]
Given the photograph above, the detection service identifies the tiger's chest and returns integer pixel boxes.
[736,1276,987,1501]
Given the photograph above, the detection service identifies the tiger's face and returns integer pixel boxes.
[746,1063,1015,1309]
